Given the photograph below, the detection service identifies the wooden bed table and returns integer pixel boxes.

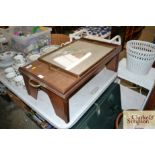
[19,38,122,122]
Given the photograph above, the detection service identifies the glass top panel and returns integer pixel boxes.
[40,40,114,76]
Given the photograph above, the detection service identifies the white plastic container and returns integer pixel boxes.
[2,26,52,54]
[126,40,155,75]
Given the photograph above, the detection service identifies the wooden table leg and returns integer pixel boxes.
[106,54,119,72]
[23,75,69,123]
[23,76,38,99]
[43,88,69,123]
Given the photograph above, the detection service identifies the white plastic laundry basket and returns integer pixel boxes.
[126,40,155,75]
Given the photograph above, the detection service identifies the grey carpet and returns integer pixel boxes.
[0,95,40,129]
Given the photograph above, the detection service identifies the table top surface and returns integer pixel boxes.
[0,63,147,128]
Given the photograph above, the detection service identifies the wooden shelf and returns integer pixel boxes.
[125,26,144,41]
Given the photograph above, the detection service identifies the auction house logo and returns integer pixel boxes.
[123,111,155,129]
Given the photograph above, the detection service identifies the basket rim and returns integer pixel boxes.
[127,40,155,54]
[127,40,155,46]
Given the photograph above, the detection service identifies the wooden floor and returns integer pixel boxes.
[0,96,40,129]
